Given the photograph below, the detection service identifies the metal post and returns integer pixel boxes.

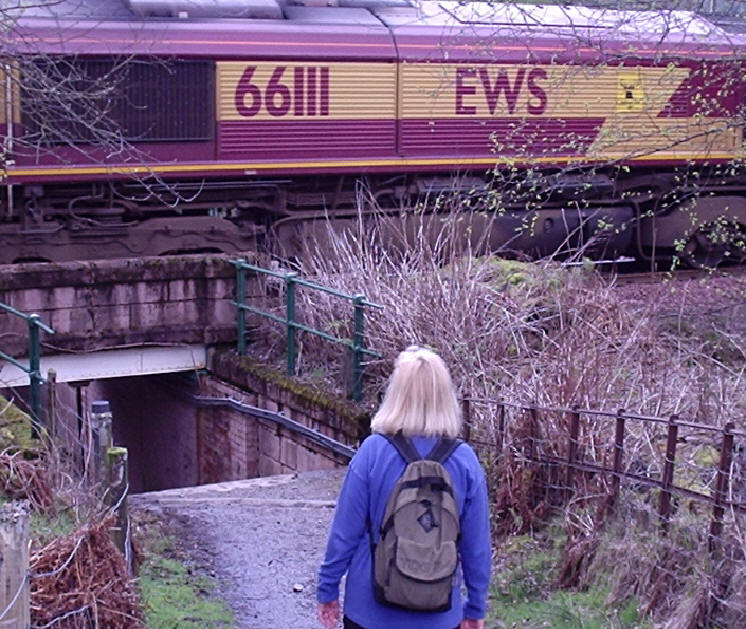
[27,314,42,434]
[659,414,679,533]
[236,264,246,356]
[285,273,298,376]
[351,295,365,402]
[565,407,581,500]
[495,399,505,463]
[709,422,734,554]
[611,409,626,507]
[461,396,471,442]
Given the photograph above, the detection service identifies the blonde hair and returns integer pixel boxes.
[371,346,461,438]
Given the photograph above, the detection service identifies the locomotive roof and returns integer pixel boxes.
[11,0,746,60]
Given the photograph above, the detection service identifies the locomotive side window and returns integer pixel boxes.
[21,57,214,144]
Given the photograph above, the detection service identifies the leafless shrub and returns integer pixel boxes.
[262,205,746,623]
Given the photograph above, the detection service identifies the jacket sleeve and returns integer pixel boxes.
[458,450,492,620]
[316,451,370,603]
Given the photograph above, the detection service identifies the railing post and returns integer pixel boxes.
[495,399,505,463]
[27,314,42,434]
[709,422,734,554]
[611,409,626,508]
[285,273,298,376]
[236,263,246,356]
[565,406,581,500]
[659,414,679,533]
[351,295,365,402]
[461,396,471,442]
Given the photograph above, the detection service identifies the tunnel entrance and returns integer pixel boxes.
[3,370,352,494]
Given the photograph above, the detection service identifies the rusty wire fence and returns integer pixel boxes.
[461,397,746,626]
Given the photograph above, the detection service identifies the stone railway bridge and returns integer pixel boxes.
[0,254,363,493]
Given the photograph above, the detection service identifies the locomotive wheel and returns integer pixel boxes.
[681,221,746,269]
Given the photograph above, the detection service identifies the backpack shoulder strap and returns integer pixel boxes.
[386,431,422,464]
[425,437,462,464]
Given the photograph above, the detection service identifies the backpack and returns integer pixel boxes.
[372,432,462,612]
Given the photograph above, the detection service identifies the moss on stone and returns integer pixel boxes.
[212,350,369,441]
[0,394,37,452]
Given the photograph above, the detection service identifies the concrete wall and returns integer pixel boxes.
[0,254,260,357]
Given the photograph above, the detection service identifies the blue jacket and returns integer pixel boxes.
[317,433,491,629]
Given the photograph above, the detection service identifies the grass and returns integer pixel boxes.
[136,522,234,629]
[488,522,651,629]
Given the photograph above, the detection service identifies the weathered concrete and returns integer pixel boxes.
[0,253,260,357]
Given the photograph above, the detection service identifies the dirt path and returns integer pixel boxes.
[130,469,347,629]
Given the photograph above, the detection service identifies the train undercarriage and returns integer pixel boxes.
[2,168,746,268]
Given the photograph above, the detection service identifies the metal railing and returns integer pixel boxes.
[232,260,382,401]
[0,302,54,429]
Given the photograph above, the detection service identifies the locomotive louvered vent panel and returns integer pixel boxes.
[22,58,214,144]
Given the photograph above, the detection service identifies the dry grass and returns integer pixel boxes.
[257,207,746,626]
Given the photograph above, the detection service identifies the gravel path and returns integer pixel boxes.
[130,469,347,629]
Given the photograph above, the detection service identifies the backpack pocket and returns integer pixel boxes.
[394,538,458,582]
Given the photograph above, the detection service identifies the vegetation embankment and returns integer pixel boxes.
[0,395,232,628]
[252,210,746,627]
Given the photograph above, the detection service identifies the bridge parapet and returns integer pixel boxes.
[0,254,258,357]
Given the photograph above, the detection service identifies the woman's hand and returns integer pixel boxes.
[317,600,341,629]
[460,619,485,629]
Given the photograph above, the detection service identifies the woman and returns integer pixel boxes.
[317,346,491,629]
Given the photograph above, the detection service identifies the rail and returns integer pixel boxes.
[231,260,382,402]
[0,302,55,430]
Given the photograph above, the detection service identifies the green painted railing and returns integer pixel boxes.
[232,260,382,402]
[0,302,55,431]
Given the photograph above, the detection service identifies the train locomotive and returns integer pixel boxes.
[2,0,746,266]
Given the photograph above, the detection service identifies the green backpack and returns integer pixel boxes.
[372,433,462,612]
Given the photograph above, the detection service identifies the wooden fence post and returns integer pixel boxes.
[708,422,734,554]
[106,447,131,573]
[0,502,30,629]
[46,369,57,442]
[90,401,113,489]
[565,406,581,500]
[659,414,679,533]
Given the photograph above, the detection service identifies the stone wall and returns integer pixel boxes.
[0,254,259,357]
[200,350,368,482]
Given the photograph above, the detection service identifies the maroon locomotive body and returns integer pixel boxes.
[2,0,746,266]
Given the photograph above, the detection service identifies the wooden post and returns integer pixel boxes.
[565,407,581,500]
[106,447,131,573]
[659,414,679,533]
[90,400,113,489]
[0,502,30,629]
[45,369,57,442]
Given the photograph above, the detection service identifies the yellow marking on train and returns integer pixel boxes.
[7,152,742,179]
